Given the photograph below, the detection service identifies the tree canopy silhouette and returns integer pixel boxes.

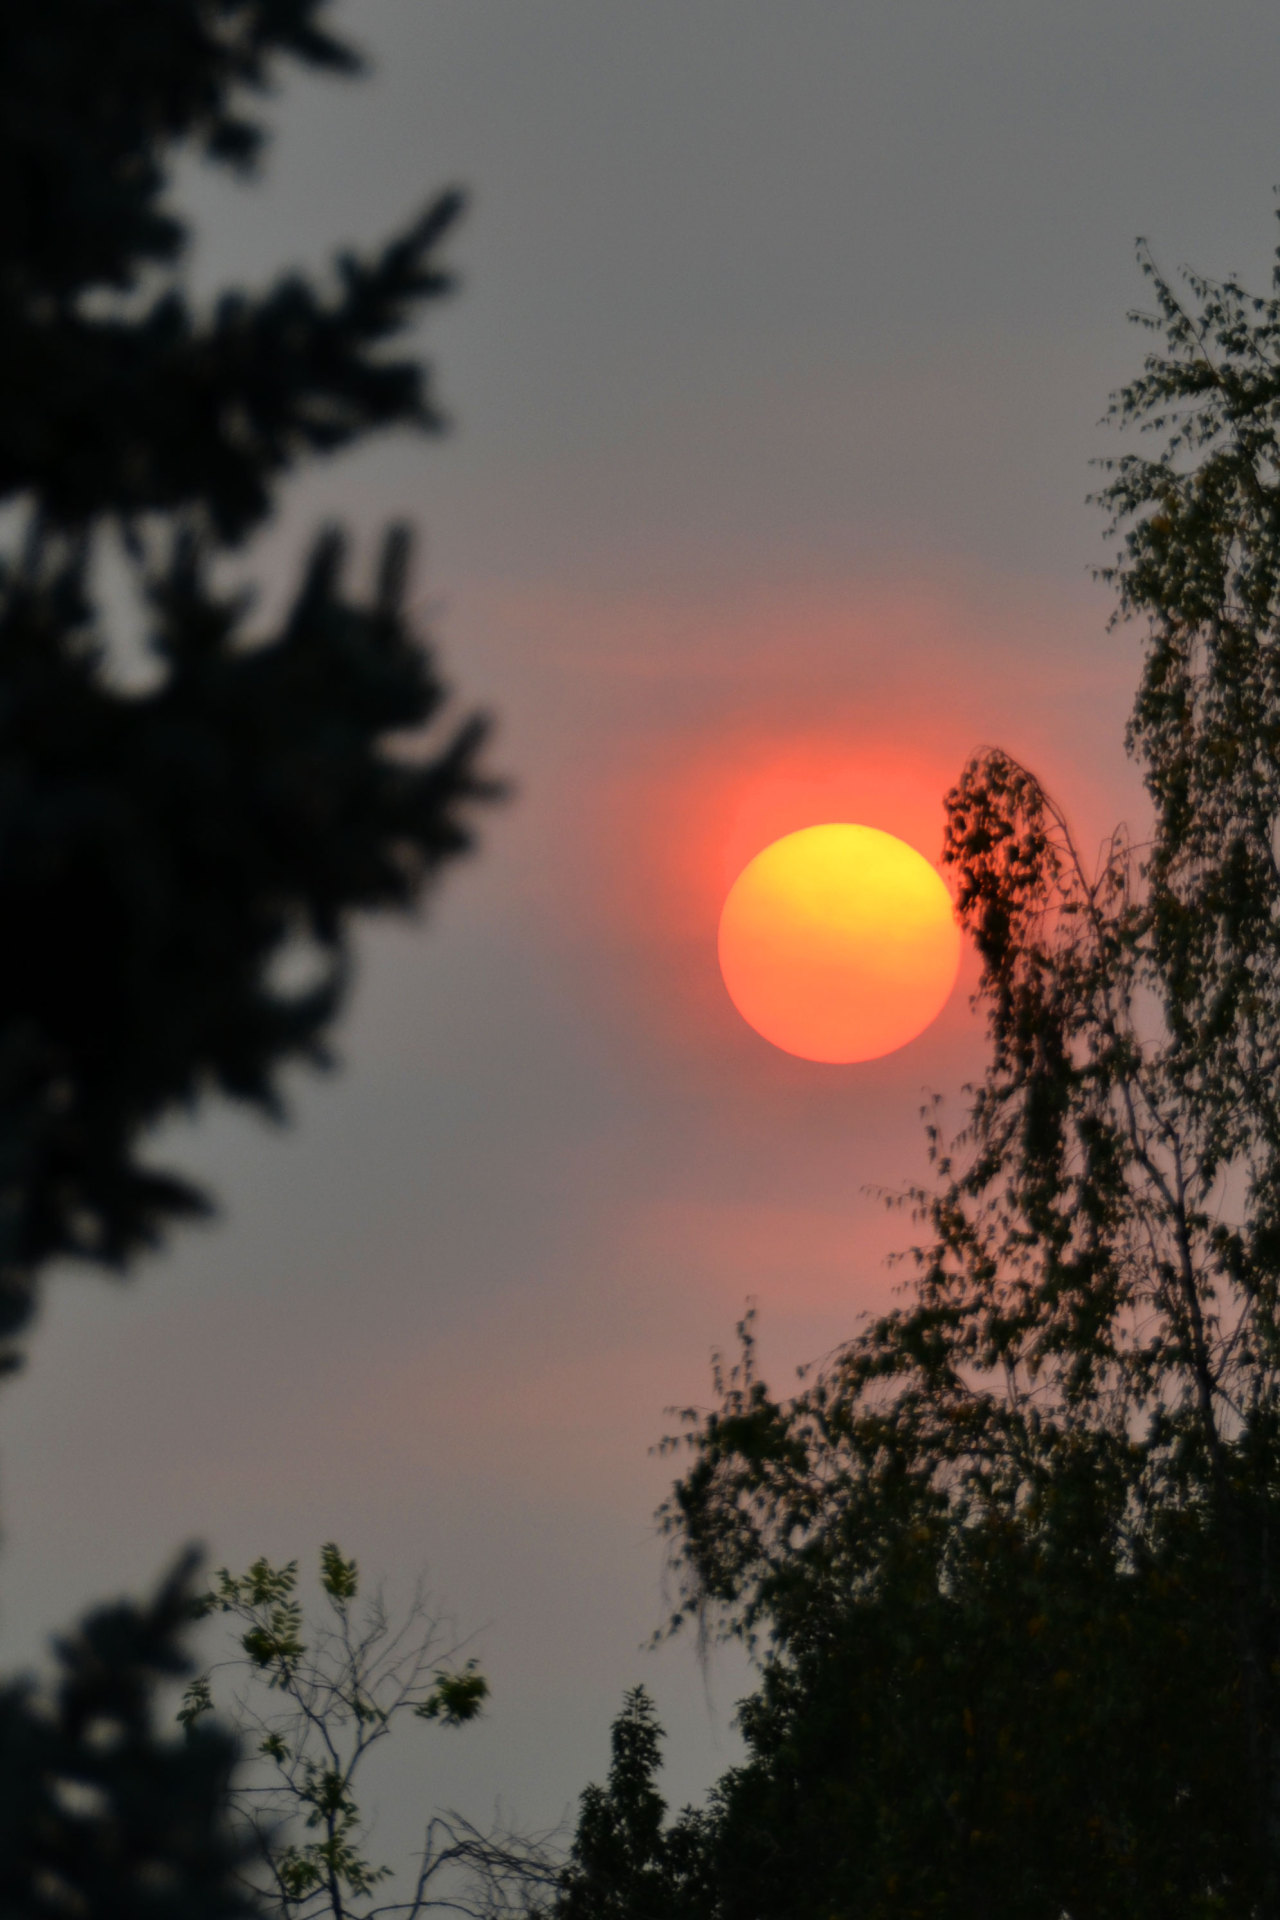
[551,218,1280,1919]
[0,0,497,1373]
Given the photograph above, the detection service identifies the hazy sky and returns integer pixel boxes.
[5,0,1280,1871]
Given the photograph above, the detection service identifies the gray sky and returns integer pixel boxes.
[3,0,1280,1878]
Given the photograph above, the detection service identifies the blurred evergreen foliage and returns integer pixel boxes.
[0,4,498,1909]
[0,1551,260,1917]
[0,0,497,1371]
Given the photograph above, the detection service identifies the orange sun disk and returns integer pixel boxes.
[717,823,961,1063]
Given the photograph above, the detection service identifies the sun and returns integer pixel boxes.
[717,823,961,1063]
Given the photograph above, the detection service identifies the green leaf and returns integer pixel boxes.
[176,1673,213,1733]
[416,1659,489,1727]
[319,1541,359,1603]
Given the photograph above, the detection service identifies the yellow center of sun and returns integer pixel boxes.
[717,823,961,1063]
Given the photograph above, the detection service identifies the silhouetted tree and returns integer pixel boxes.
[0,1551,259,1918]
[550,1690,711,1920]
[0,3,498,1909]
[557,216,1280,1918]
[0,0,496,1375]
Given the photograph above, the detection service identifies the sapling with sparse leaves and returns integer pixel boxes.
[180,1544,499,1920]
